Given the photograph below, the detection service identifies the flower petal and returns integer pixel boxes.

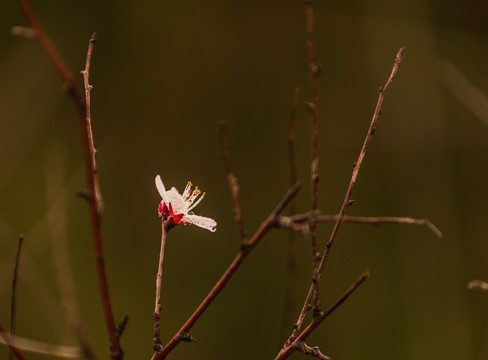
[182,214,217,232]
[155,175,168,204]
[166,188,188,214]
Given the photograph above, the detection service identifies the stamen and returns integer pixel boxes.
[183,181,193,200]
[188,187,200,203]
[188,191,206,211]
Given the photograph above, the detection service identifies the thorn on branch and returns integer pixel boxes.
[75,189,92,201]
[346,199,355,207]
[178,332,197,343]
[116,315,129,339]
[306,102,315,111]
[312,64,322,77]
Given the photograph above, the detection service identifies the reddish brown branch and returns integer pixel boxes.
[283,47,405,349]
[275,271,370,360]
[151,182,301,360]
[17,0,83,109]
[277,213,442,238]
[0,324,26,360]
[305,0,321,311]
[16,2,121,358]
[80,33,120,359]
[153,226,168,351]
[81,33,103,213]
[9,235,24,346]
[218,122,247,244]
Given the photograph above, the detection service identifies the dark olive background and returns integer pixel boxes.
[1,1,488,359]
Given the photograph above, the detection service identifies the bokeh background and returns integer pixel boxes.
[1,0,488,359]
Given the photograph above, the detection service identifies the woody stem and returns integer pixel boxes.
[153,223,168,351]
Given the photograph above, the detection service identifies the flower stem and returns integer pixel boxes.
[153,224,168,351]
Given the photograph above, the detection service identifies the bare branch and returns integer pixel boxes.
[304,0,321,312]
[0,334,84,359]
[283,46,405,350]
[151,182,301,360]
[16,2,121,356]
[275,271,370,360]
[9,234,24,352]
[295,342,331,360]
[277,213,442,238]
[0,324,26,360]
[218,122,247,244]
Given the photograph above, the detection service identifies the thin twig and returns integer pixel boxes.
[304,0,321,312]
[0,334,84,358]
[275,271,370,360]
[153,226,168,351]
[151,182,302,360]
[218,122,247,244]
[277,213,442,238]
[295,342,331,360]
[45,148,98,360]
[0,324,26,360]
[81,33,103,213]
[9,234,24,355]
[468,280,488,291]
[16,2,121,358]
[283,47,405,348]
[279,86,300,346]
[80,32,121,359]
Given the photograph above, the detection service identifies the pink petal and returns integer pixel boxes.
[182,214,217,232]
[155,175,168,204]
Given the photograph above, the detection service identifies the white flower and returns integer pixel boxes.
[155,175,217,232]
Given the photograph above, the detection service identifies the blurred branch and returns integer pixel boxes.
[305,0,321,312]
[279,86,301,346]
[9,234,24,357]
[279,47,405,355]
[467,280,488,291]
[218,121,247,244]
[0,324,26,360]
[45,147,98,360]
[10,26,37,39]
[0,334,84,359]
[16,1,121,358]
[437,58,488,128]
[277,213,442,238]
[151,182,302,360]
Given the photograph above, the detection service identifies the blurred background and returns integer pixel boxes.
[0,0,488,359]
